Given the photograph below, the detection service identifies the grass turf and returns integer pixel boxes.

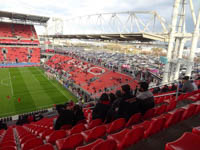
[0,67,77,118]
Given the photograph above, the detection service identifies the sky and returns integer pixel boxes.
[0,0,199,44]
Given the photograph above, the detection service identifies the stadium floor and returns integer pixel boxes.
[0,67,77,117]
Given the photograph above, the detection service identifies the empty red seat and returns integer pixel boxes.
[164,108,184,128]
[165,132,200,150]
[144,116,166,138]
[56,133,84,150]
[125,113,141,127]
[0,146,17,150]
[108,126,144,150]
[76,139,104,150]
[192,126,200,136]
[46,130,66,144]
[32,143,54,150]
[107,118,126,134]
[86,119,102,129]
[181,104,197,120]
[66,123,86,135]
[142,108,155,120]
[155,105,167,116]
[20,134,36,144]
[92,139,117,150]
[166,100,177,112]
[39,129,53,139]
[0,141,16,147]
[81,125,106,143]
[61,124,72,130]
[21,138,43,150]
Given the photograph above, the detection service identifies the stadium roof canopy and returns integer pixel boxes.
[0,10,49,25]
[42,33,168,42]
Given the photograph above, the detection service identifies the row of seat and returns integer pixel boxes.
[0,22,37,39]
[0,47,40,63]
[165,126,200,150]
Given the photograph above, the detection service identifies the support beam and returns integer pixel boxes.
[163,0,181,83]
[186,9,200,76]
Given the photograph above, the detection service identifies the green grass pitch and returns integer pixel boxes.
[0,67,77,118]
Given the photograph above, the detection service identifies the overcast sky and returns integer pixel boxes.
[0,0,199,41]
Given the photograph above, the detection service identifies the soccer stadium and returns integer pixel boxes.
[0,0,200,150]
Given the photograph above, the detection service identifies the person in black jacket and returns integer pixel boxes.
[0,120,7,130]
[137,82,155,115]
[118,84,140,120]
[73,105,85,124]
[92,93,110,121]
[54,102,75,130]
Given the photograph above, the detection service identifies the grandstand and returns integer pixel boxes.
[0,1,200,150]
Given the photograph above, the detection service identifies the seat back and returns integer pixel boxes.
[76,139,104,150]
[69,123,86,135]
[46,130,66,144]
[89,125,107,141]
[56,133,84,150]
[107,118,126,134]
[92,139,117,150]
[125,113,141,127]
[88,119,102,129]
[124,126,144,148]
[21,138,43,150]
[32,144,54,150]
[155,105,167,116]
[142,108,155,120]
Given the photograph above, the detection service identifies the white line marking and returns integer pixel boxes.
[8,70,14,96]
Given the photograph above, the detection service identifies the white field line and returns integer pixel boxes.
[8,71,14,96]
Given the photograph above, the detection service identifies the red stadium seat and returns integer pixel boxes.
[142,108,155,120]
[46,130,66,144]
[66,123,86,135]
[21,138,43,150]
[166,100,177,112]
[125,113,141,127]
[0,141,16,147]
[92,139,117,150]
[181,104,197,120]
[39,129,54,139]
[144,116,166,138]
[81,125,106,143]
[108,126,144,150]
[32,143,54,150]
[192,126,200,136]
[61,124,72,130]
[155,105,167,116]
[86,119,102,129]
[56,133,84,150]
[76,139,104,150]
[20,134,36,144]
[107,118,126,134]
[0,146,17,150]
[165,132,200,150]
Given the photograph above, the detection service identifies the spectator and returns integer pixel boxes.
[34,113,43,122]
[181,76,194,93]
[54,102,75,130]
[0,120,7,130]
[171,83,177,91]
[108,93,116,104]
[161,85,170,93]
[137,82,155,115]
[117,84,138,120]
[152,86,160,94]
[73,105,85,124]
[92,93,110,121]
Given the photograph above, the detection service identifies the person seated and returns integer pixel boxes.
[92,93,110,121]
[0,120,7,130]
[108,93,116,104]
[73,105,85,124]
[54,102,75,130]
[191,80,198,91]
[152,86,160,94]
[171,83,177,91]
[180,76,194,93]
[117,84,140,120]
[136,82,155,115]
[161,85,169,93]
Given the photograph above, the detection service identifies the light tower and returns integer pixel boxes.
[162,0,200,83]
